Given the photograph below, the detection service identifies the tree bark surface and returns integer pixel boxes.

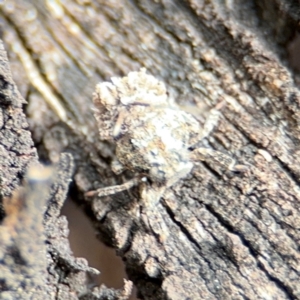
[0,1,300,299]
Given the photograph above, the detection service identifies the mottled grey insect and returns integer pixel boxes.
[85,69,241,205]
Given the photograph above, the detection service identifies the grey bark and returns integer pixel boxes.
[0,0,300,299]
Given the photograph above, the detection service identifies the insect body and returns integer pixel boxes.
[85,69,239,205]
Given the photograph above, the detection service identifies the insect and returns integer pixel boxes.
[85,69,242,206]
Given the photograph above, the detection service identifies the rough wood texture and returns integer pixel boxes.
[1,0,300,299]
[0,39,132,300]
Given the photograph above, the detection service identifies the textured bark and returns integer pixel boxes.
[1,0,300,299]
[0,42,132,299]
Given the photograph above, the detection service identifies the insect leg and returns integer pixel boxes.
[85,177,145,198]
[191,148,247,172]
